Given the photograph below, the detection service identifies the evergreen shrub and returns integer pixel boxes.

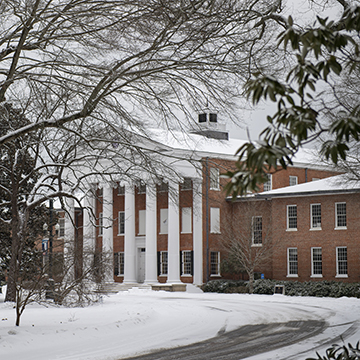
[202,279,360,298]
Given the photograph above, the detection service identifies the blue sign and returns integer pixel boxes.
[42,239,48,252]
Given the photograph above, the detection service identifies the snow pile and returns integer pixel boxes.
[1,287,359,360]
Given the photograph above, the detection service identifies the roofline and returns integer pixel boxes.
[245,188,360,200]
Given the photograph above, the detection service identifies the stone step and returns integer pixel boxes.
[98,283,151,294]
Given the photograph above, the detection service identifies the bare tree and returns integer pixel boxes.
[221,199,275,293]
[1,0,293,302]
[0,0,290,147]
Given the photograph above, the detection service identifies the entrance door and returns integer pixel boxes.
[137,248,146,283]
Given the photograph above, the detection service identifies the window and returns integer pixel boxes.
[263,174,272,191]
[287,205,297,230]
[252,216,262,245]
[312,178,320,181]
[137,183,146,194]
[160,208,168,234]
[114,252,124,276]
[210,251,220,276]
[336,247,348,277]
[159,251,168,275]
[181,207,192,234]
[58,218,65,237]
[210,207,220,233]
[311,204,321,229]
[199,113,207,123]
[181,178,192,191]
[311,247,322,277]
[98,212,103,236]
[287,248,298,276]
[118,211,125,235]
[158,181,168,192]
[138,210,146,235]
[209,113,217,122]
[98,188,103,197]
[117,185,125,196]
[181,251,193,275]
[210,167,220,190]
[336,202,347,228]
[289,176,298,186]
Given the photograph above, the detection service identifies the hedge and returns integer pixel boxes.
[202,279,360,298]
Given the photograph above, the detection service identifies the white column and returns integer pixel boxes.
[193,178,203,285]
[124,185,137,283]
[64,196,75,281]
[144,183,158,284]
[83,186,95,271]
[102,185,114,283]
[167,180,181,284]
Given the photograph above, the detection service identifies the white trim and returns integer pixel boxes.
[336,246,348,277]
[118,211,125,236]
[310,203,322,230]
[311,247,322,277]
[335,202,347,229]
[210,207,221,234]
[287,205,297,230]
[209,167,220,191]
[287,247,298,277]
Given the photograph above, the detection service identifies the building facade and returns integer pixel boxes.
[59,116,346,286]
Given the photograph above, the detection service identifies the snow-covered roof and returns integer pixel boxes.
[147,129,322,167]
[259,174,360,198]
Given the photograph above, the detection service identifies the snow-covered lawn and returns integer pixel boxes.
[1,285,359,360]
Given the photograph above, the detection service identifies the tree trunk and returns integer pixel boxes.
[248,270,255,294]
[5,243,18,302]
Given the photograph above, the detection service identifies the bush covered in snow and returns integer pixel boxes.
[201,280,247,293]
[202,279,360,298]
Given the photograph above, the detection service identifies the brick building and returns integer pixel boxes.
[59,114,346,287]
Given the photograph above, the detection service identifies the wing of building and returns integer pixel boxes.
[55,113,352,289]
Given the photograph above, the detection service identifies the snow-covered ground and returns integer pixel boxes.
[1,285,359,360]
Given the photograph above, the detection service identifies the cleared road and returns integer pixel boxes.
[122,320,327,360]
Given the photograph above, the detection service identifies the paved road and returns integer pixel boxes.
[122,320,327,360]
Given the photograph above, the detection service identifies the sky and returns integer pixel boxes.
[1,285,360,360]
[229,0,344,141]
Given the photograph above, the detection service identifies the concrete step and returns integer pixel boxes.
[98,282,151,294]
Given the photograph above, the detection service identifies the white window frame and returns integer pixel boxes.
[210,207,220,234]
[137,183,146,194]
[117,185,125,196]
[336,246,348,278]
[115,252,124,276]
[209,167,220,190]
[335,202,347,229]
[118,211,125,235]
[181,207,192,234]
[310,204,322,230]
[58,218,65,238]
[160,208,168,234]
[138,209,146,235]
[181,178,192,191]
[98,212,103,236]
[210,251,220,276]
[287,248,298,277]
[160,251,168,275]
[181,250,192,276]
[252,216,262,246]
[289,176,298,186]
[311,247,323,277]
[287,205,297,231]
[263,174,272,191]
